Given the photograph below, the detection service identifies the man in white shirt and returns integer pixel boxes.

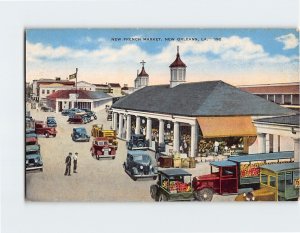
[214,141,219,154]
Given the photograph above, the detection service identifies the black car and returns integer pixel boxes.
[71,127,90,142]
[61,109,71,116]
[80,108,97,120]
[41,106,53,112]
[46,116,57,127]
[123,150,157,181]
[127,134,149,150]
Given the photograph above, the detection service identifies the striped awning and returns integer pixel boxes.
[197,116,257,138]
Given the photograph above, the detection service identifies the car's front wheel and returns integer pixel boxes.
[194,188,213,201]
[158,193,168,202]
[150,185,158,200]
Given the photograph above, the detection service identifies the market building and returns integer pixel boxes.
[47,89,113,112]
[238,82,300,111]
[253,114,300,162]
[111,47,296,158]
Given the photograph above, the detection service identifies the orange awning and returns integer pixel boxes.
[197,116,257,138]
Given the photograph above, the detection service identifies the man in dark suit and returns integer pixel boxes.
[64,152,72,176]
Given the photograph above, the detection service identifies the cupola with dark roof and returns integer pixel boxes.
[170,46,187,88]
[134,60,149,90]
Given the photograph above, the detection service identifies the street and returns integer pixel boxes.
[26,106,236,202]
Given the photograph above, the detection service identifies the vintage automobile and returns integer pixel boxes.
[26,144,43,172]
[90,137,116,160]
[192,151,294,201]
[235,162,300,201]
[123,150,158,181]
[46,116,57,127]
[71,127,90,142]
[35,121,57,138]
[67,112,88,124]
[62,108,83,116]
[127,134,149,150]
[80,108,97,120]
[91,124,118,150]
[150,169,196,201]
[26,133,38,145]
[41,106,53,112]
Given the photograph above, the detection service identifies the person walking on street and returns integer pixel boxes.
[73,152,78,173]
[64,152,72,176]
[214,141,219,155]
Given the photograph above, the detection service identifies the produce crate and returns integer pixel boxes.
[173,158,182,168]
[158,156,173,168]
[181,158,189,168]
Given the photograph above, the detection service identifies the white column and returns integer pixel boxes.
[118,114,123,137]
[273,134,279,152]
[135,116,141,134]
[123,116,127,139]
[159,119,164,144]
[113,113,118,130]
[190,124,198,157]
[126,115,132,141]
[294,138,300,162]
[257,133,267,153]
[146,118,152,146]
[173,121,180,152]
[55,100,59,113]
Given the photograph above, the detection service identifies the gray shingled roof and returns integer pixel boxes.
[112,81,295,117]
[254,114,300,127]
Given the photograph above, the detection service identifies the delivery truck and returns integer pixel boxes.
[192,151,294,201]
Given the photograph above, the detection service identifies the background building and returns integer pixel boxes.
[239,82,300,111]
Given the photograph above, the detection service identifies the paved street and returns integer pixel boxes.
[26,105,236,202]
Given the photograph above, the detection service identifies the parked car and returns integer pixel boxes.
[61,109,71,116]
[35,121,57,138]
[123,150,158,181]
[90,137,116,160]
[67,113,87,124]
[46,116,57,127]
[80,108,97,120]
[71,127,90,142]
[41,106,53,112]
[26,132,38,145]
[150,169,195,201]
[127,134,149,150]
[26,144,43,172]
[62,108,83,116]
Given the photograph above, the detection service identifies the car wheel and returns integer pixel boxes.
[152,176,157,180]
[53,134,56,138]
[158,193,168,202]
[194,188,213,202]
[112,156,115,160]
[40,168,43,172]
[150,185,158,200]
[45,132,49,138]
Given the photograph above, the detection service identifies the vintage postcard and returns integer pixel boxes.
[25,29,299,202]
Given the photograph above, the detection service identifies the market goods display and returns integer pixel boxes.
[162,180,191,193]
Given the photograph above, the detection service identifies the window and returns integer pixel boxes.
[261,174,268,185]
[270,176,276,187]
[292,94,299,105]
[275,94,282,104]
[284,95,292,105]
[47,90,50,94]
[42,90,45,94]
[52,90,55,93]
[222,167,236,176]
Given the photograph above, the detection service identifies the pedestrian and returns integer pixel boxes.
[214,140,219,155]
[64,152,72,176]
[183,139,188,154]
[73,152,78,173]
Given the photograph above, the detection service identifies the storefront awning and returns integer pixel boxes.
[197,116,257,138]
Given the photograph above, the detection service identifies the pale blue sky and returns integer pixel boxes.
[26,29,299,86]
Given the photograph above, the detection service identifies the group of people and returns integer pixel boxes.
[64,152,78,176]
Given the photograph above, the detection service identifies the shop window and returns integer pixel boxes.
[270,176,276,187]
[261,174,268,185]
